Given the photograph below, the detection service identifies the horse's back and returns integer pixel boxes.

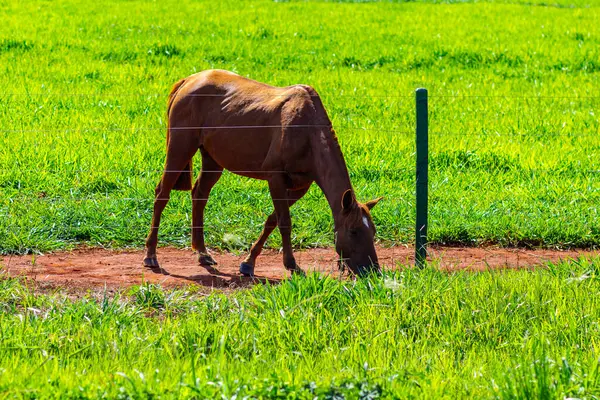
[174,69,315,116]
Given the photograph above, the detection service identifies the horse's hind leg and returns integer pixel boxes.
[192,149,223,265]
[144,131,198,268]
[239,185,310,276]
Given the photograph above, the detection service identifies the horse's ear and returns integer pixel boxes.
[365,197,383,210]
[341,189,355,211]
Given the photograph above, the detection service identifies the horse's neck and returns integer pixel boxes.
[312,129,353,222]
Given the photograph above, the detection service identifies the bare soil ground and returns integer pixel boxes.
[1,245,597,293]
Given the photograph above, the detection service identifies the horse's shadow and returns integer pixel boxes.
[146,264,281,288]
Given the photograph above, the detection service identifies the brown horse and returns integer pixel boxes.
[144,69,382,276]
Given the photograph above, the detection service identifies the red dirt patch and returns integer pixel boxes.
[1,246,596,292]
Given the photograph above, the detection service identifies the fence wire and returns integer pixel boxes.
[3,92,599,99]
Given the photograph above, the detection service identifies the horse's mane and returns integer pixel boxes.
[326,127,352,183]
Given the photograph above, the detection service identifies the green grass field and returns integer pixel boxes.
[1,0,599,254]
[2,0,600,398]
[2,259,600,398]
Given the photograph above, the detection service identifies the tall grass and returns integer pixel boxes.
[1,258,600,398]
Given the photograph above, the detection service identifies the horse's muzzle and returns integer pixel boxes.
[355,263,381,277]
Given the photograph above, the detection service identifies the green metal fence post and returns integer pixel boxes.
[415,88,428,268]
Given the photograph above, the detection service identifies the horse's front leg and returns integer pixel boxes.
[267,178,305,276]
[239,186,310,276]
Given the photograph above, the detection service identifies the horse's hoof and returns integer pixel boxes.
[287,266,306,277]
[239,262,255,277]
[198,253,217,266]
[143,256,159,268]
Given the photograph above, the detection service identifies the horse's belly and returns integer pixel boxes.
[202,129,273,178]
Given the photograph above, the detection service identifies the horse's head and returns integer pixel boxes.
[335,189,383,276]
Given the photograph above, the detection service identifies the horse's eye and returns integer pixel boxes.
[350,229,358,236]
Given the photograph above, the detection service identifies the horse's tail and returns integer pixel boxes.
[166,78,193,191]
